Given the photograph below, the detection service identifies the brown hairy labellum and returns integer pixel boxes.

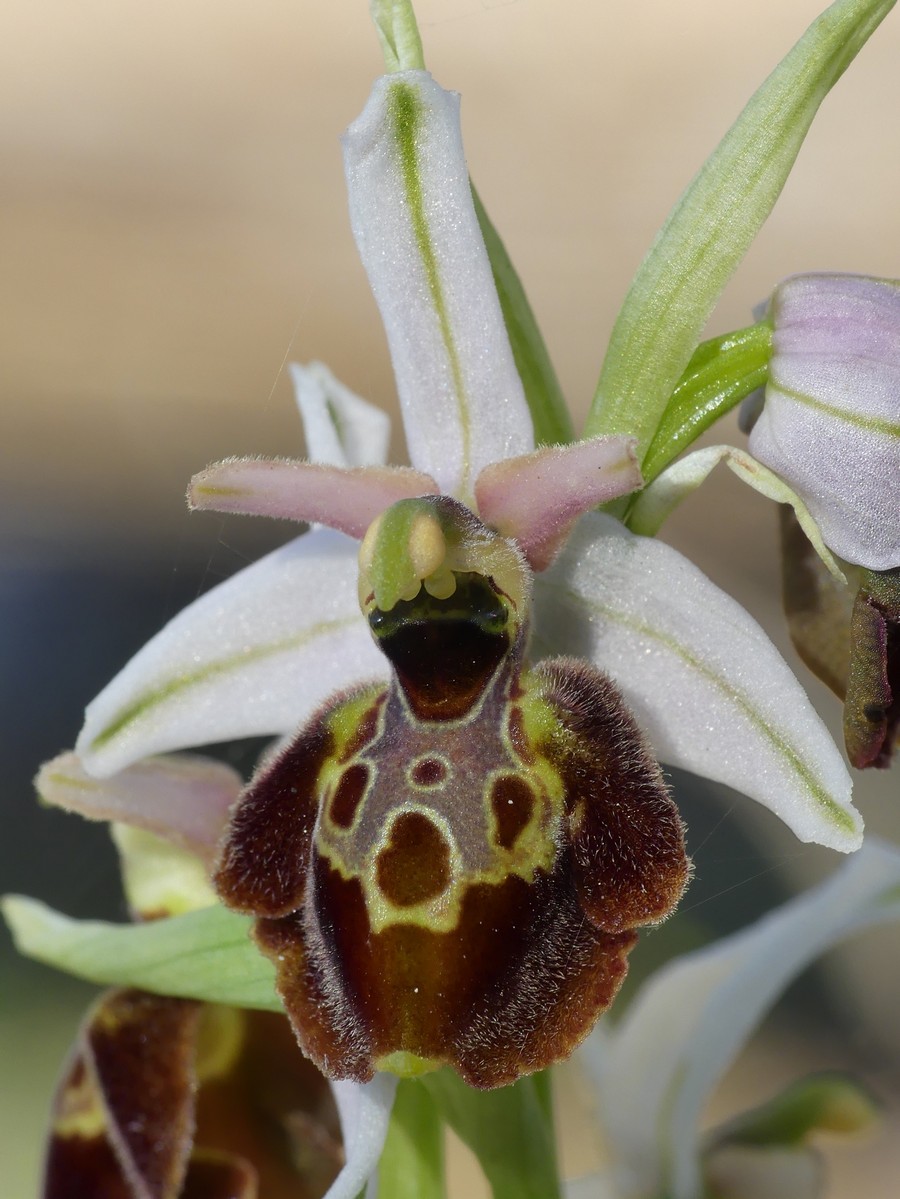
[42,992,340,1199]
[215,497,690,1088]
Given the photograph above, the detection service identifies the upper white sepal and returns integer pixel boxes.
[342,71,533,501]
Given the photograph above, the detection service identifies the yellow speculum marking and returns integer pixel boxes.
[195,1005,245,1083]
[53,1069,108,1140]
[375,1050,443,1079]
[326,685,386,760]
[314,669,567,936]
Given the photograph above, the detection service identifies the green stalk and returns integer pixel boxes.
[640,321,772,485]
[584,0,896,465]
[423,1070,561,1199]
[473,187,575,447]
[378,1079,446,1199]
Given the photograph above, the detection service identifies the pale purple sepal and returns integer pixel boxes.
[582,839,900,1199]
[534,512,861,851]
[342,71,533,500]
[475,436,641,570]
[190,459,439,538]
[290,361,391,468]
[77,528,388,777]
[750,273,900,570]
[36,751,241,863]
[326,1075,398,1199]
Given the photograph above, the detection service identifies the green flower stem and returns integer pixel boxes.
[371,0,425,71]
[584,0,896,465]
[473,186,575,447]
[370,2,572,450]
[378,1080,446,1199]
[639,321,772,486]
[422,1070,561,1199]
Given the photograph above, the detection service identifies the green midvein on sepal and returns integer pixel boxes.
[389,79,473,487]
[1,896,281,1011]
[86,617,358,754]
[374,0,570,451]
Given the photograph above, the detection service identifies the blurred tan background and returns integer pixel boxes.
[2,0,899,1194]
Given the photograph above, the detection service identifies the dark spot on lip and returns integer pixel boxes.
[376,812,451,907]
[329,763,370,829]
[409,756,448,787]
[490,774,535,850]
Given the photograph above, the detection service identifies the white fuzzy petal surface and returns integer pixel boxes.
[78,528,386,776]
[534,512,861,851]
[343,71,532,498]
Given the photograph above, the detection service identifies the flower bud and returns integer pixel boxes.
[749,273,900,571]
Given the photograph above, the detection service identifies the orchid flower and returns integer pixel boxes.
[67,76,866,853]
[749,274,900,574]
[16,755,395,1199]
[576,838,900,1199]
[6,0,900,1195]
[750,275,900,769]
[37,824,342,1199]
[631,271,900,769]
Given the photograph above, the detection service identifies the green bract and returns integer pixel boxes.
[585,0,896,470]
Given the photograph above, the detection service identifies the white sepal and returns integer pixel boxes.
[534,512,861,851]
[77,528,386,777]
[749,273,900,571]
[290,361,391,468]
[628,443,846,584]
[343,71,533,501]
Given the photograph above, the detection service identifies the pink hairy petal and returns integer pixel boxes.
[475,437,642,571]
[36,751,242,863]
[189,459,440,539]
